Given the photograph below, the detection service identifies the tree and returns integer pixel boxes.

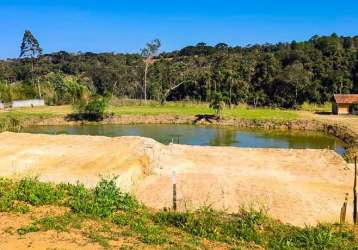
[210,92,225,119]
[1,33,357,108]
[19,30,43,98]
[73,95,109,121]
[141,39,161,101]
[151,60,196,104]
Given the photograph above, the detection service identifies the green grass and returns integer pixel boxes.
[109,102,299,120]
[0,111,55,132]
[0,177,357,249]
[0,102,300,127]
[298,102,332,113]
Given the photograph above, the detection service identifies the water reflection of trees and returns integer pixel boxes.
[209,129,237,146]
[286,135,334,149]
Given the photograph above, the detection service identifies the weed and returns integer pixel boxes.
[112,210,167,245]
[0,177,356,249]
[70,178,139,217]
[16,177,65,206]
[138,225,167,244]
[88,232,110,248]
[154,208,265,243]
[17,224,40,235]
[36,213,84,232]
[266,223,358,250]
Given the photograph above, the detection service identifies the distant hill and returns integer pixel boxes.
[1,33,358,108]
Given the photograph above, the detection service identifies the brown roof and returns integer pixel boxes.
[334,94,358,104]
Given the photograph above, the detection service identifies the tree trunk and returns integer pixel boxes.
[295,83,298,107]
[37,79,42,99]
[229,82,232,108]
[144,63,148,101]
[32,59,41,98]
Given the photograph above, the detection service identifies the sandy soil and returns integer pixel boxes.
[303,112,358,134]
[0,132,353,226]
[0,207,105,250]
[0,206,164,250]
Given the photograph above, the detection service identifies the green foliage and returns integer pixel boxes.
[88,232,110,248]
[0,82,37,103]
[138,225,167,244]
[70,178,139,217]
[112,210,167,245]
[0,177,357,249]
[36,213,83,232]
[16,213,83,236]
[45,73,89,105]
[72,95,109,121]
[84,96,108,118]
[265,223,358,250]
[154,208,265,243]
[17,224,40,235]
[1,33,358,108]
[0,177,66,211]
[0,178,20,212]
[154,208,358,249]
[209,92,225,118]
[19,30,42,59]
[16,178,65,206]
[0,115,22,132]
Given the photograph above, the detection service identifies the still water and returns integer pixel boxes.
[23,124,346,155]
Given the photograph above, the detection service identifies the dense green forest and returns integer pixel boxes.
[1,32,358,108]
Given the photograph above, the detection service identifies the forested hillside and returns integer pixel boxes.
[1,33,358,108]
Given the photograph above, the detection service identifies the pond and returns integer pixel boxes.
[22,124,346,155]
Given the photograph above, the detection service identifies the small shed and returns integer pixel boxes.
[332,94,358,115]
[0,101,4,110]
[11,99,45,108]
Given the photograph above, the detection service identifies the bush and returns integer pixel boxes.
[210,92,225,119]
[70,178,139,217]
[0,177,66,211]
[16,178,65,206]
[71,95,109,121]
[0,178,18,212]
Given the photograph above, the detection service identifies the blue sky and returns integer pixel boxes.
[1,0,358,58]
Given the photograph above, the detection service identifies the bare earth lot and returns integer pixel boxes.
[0,132,353,226]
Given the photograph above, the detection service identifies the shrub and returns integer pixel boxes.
[210,92,225,119]
[16,178,65,206]
[0,178,17,212]
[70,178,139,217]
[71,95,109,121]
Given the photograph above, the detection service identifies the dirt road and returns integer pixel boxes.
[0,132,353,226]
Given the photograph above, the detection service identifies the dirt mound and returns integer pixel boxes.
[0,132,164,191]
[0,132,353,226]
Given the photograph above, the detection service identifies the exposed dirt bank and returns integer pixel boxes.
[0,132,353,226]
[34,114,358,162]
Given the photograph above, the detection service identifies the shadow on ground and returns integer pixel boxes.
[193,114,220,124]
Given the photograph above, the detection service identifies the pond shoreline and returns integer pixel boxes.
[24,113,358,161]
[0,111,354,161]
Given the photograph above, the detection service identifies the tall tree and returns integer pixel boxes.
[141,39,161,101]
[19,30,43,97]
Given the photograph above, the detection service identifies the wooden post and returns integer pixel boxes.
[354,157,357,224]
[340,193,348,224]
[172,171,177,211]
